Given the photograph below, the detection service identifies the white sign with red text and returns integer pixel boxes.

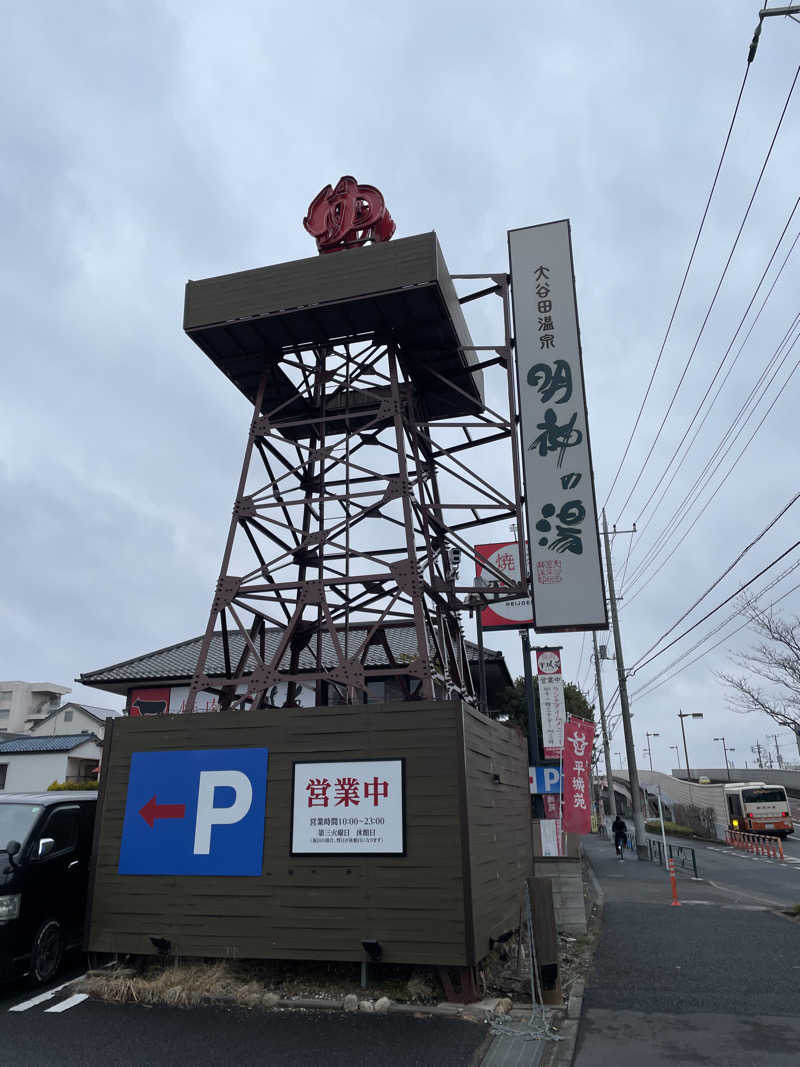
[291,759,405,855]
[475,541,534,630]
[537,649,567,758]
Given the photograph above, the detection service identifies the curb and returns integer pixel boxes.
[80,982,517,1021]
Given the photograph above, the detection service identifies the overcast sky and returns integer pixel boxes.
[2,2,798,772]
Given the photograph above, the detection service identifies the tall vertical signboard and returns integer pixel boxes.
[536,648,566,759]
[508,221,607,632]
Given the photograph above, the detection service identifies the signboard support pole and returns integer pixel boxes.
[476,612,489,717]
[521,629,544,818]
[602,509,647,858]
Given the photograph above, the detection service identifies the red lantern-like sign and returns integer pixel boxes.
[303,176,395,253]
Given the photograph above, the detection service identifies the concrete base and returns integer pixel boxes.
[532,857,587,936]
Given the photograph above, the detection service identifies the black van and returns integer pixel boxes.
[0,792,96,984]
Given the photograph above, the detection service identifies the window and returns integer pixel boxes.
[63,708,73,722]
[0,764,7,790]
[0,690,11,710]
[41,808,79,854]
[0,710,9,720]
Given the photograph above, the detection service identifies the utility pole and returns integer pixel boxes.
[602,509,646,857]
[713,736,734,781]
[592,632,616,820]
[755,740,764,769]
[768,733,784,769]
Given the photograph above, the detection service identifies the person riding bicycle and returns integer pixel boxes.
[612,815,628,860]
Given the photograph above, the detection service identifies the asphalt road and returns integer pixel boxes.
[577,834,800,1066]
[647,828,800,907]
[1,996,491,1067]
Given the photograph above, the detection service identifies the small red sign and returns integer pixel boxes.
[129,687,170,717]
[303,176,395,253]
[562,716,595,835]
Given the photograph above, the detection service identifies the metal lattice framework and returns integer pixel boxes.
[185,274,526,712]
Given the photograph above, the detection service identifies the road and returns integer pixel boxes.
[578,834,800,1066]
[647,828,800,908]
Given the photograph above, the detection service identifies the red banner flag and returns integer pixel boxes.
[562,716,595,835]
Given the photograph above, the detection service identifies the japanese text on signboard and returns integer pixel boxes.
[562,717,595,835]
[508,221,607,631]
[292,760,405,854]
[536,648,566,759]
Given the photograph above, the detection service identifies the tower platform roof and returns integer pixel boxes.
[183,232,484,423]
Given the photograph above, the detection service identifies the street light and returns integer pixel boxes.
[713,736,735,780]
[669,744,681,772]
[678,710,703,780]
[645,732,660,773]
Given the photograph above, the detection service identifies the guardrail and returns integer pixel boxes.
[647,838,699,878]
[725,829,784,860]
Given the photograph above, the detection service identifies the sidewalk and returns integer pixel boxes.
[574,834,800,1066]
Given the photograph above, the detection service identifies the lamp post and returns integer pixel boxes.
[645,732,660,773]
[678,710,703,780]
[669,744,681,772]
[713,736,734,780]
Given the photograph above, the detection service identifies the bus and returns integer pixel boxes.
[724,782,794,838]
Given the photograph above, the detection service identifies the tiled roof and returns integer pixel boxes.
[80,627,503,685]
[0,734,100,754]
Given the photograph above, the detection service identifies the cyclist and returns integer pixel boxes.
[612,814,628,861]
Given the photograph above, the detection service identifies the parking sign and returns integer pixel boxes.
[118,748,269,876]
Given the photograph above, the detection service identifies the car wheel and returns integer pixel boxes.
[29,919,64,985]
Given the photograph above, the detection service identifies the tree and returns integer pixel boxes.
[717,597,800,756]
[495,676,595,738]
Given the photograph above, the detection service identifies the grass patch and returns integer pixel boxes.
[645,820,696,838]
[80,958,445,1011]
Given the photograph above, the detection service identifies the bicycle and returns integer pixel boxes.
[615,835,626,861]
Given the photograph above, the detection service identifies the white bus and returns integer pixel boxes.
[724,782,794,838]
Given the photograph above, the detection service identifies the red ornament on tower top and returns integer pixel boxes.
[303,176,395,254]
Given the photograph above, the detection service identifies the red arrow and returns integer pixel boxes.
[139,795,186,828]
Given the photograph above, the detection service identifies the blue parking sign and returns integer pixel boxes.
[529,765,562,795]
[118,748,269,876]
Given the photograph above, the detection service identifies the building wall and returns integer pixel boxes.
[0,752,69,792]
[0,682,71,734]
[0,741,103,793]
[462,707,532,960]
[88,700,531,967]
[29,706,110,739]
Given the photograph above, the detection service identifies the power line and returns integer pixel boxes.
[631,576,800,703]
[613,63,800,524]
[621,230,800,594]
[630,490,800,667]
[622,328,800,607]
[630,560,800,701]
[631,538,800,676]
[631,201,800,529]
[602,60,754,510]
[622,314,800,600]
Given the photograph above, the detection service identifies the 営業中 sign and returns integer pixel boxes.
[291,759,405,855]
[475,541,533,630]
[508,220,607,632]
[537,648,567,759]
[118,747,269,876]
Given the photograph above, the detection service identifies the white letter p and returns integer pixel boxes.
[193,770,253,855]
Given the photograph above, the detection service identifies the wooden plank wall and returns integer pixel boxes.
[88,701,472,966]
[461,707,532,962]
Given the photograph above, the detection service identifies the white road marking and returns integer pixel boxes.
[9,975,86,1013]
[44,993,88,1013]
